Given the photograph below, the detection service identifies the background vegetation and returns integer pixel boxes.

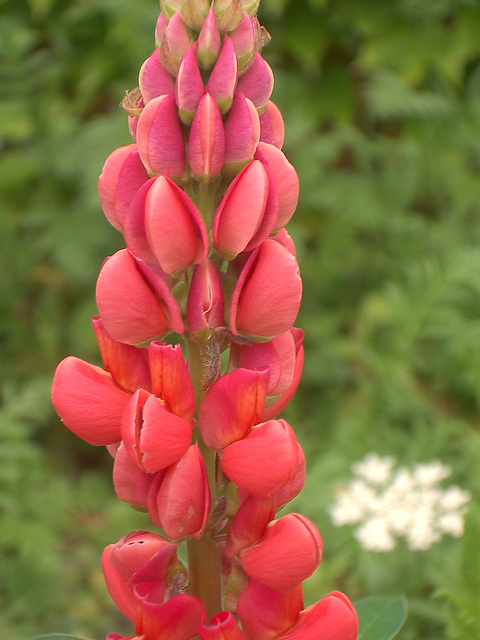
[1,0,480,638]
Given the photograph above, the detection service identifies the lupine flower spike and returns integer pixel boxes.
[51,1,359,638]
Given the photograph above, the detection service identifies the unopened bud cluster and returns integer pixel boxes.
[51,1,358,638]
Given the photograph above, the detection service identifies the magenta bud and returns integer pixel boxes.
[139,49,175,103]
[148,444,211,539]
[98,144,149,231]
[239,514,323,592]
[199,611,245,640]
[213,160,269,258]
[181,0,210,31]
[145,175,208,274]
[198,367,269,450]
[155,13,168,46]
[259,101,285,148]
[230,12,257,70]
[229,238,302,339]
[256,141,299,232]
[96,249,184,345]
[214,0,243,32]
[161,11,196,75]
[207,36,238,114]
[121,389,192,474]
[221,419,301,497]
[237,54,274,113]
[197,6,222,69]
[188,92,226,182]
[136,94,186,177]
[176,43,205,125]
[224,93,260,171]
[186,259,225,334]
[51,356,130,446]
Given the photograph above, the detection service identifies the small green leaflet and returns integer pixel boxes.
[356,596,408,640]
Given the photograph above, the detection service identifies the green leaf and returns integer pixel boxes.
[356,596,408,640]
[29,635,96,640]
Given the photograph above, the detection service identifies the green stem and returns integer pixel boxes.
[185,338,223,621]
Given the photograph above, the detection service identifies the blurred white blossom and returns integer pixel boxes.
[329,454,471,552]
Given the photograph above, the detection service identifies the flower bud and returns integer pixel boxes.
[230,12,258,70]
[139,49,175,103]
[181,0,210,31]
[98,144,149,231]
[51,356,130,446]
[237,54,273,113]
[259,101,285,149]
[121,388,192,474]
[145,175,208,274]
[160,0,183,20]
[160,11,196,75]
[155,13,168,46]
[207,36,238,114]
[239,514,323,592]
[96,249,184,345]
[176,43,205,125]
[256,142,299,232]
[281,592,359,640]
[199,367,269,450]
[213,160,269,258]
[199,611,245,640]
[148,444,211,539]
[223,93,260,171]
[228,238,302,339]
[123,176,158,264]
[214,0,243,32]
[136,94,186,177]
[188,92,226,182]
[242,0,260,17]
[221,419,301,497]
[186,259,225,334]
[197,6,222,69]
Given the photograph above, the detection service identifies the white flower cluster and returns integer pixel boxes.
[329,453,471,552]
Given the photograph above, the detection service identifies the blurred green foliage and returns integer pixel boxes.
[1,0,480,638]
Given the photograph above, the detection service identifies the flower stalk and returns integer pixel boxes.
[51,1,359,638]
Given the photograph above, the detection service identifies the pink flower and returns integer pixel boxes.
[145,175,208,274]
[188,92,226,181]
[237,581,358,640]
[207,35,238,113]
[136,94,186,177]
[199,611,245,639]
[228,238,302,338]
[51,356,130,446]
[238,514,323,592]
[95,249,184,345]
[148,444,211,539]
[259,101,285,149]
[198,367,269,450]
[139,49,175,103]
[176,43,205,125]
[221,419,303,497]
[121,388,192,474]
[186,259,225,334]
[98,144,149,232]
[197,6,222,69]
[223,93,260,171]
[237,54,273,112]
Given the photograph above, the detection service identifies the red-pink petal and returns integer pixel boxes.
[148,341,195,421]
[207,35,238,113]
[145,175,208,274]
[176,42,205,124]
[259,101,285,149]
[51,356,129,445]
[98,144,149,231]
[281,592,359,640]
[225,494,276,557]
[237,54,273,111]
[221,419,300,497]
[139,49,175,103]
[188,92,226,180]
[199,368,269,450]
[136,94,186,177]
[199,610,245,639]
[224,93,260,168]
